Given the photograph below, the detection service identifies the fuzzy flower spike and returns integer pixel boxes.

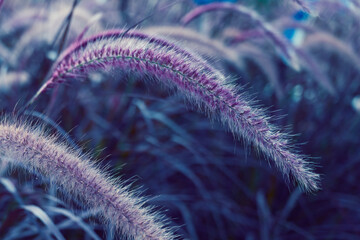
[28,29,320,192]
[0,118,175,240]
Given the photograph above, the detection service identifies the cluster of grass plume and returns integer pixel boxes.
[7,1,356,239]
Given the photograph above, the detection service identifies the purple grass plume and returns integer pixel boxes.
[0,117,176,240]
[181,2,301,71]
[28,29,320,192]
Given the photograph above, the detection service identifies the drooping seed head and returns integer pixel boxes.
[29,29,320,192]
[0,117,176,240]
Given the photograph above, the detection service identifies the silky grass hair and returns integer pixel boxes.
[28,29,320,192]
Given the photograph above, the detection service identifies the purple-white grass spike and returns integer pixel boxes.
[181,2,301,71]
[27,29,223,105]
[0,117,176,240]
[28,29,320,192]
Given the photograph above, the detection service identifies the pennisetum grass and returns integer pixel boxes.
[27,29,222,104]
[0,117,175,240]
[27,29,320,192]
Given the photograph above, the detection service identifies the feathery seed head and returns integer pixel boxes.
[0,117,176,240]
[28,29,320,192]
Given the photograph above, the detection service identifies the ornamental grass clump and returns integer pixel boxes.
[28,29,320,192]
[0,118,175,240]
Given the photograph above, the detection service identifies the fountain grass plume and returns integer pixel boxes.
[181,2,301,71]
[0,116,176,240]
[28,29,222,106]
[28,29,320,192]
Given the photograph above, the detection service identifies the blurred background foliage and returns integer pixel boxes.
[0,0,359,239]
